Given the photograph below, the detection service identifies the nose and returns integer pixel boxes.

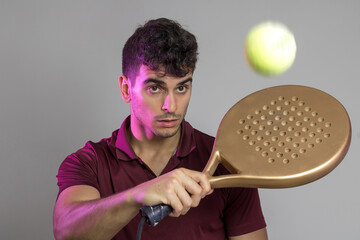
[162,93,176,113]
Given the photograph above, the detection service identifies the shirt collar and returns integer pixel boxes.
[114,115,196,161]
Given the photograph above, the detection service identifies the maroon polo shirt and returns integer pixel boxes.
[57,116,266,239]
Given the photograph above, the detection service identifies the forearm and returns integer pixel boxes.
[54,191,141,240]
[53,168,212,239]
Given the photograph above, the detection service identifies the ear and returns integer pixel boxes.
[118,75,132,103]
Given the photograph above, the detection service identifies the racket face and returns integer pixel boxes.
[205,85,351,188]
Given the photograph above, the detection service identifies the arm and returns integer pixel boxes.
[53,185,140,240]
[53,168,212,240]
[229,228,268,240]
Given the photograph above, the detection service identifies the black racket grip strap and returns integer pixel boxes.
[140,204,172,226]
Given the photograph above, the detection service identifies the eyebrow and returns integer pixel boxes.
[178,78,193,86]
[143,77,193,86]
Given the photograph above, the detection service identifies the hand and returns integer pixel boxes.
[129,168,213,217]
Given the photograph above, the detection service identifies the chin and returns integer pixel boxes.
[155,127,181,138]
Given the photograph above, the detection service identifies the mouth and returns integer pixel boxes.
[157,119,179,128]
[158,118,178,122]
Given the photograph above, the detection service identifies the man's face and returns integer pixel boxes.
[128,65,193,139]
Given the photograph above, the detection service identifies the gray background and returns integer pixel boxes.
[1,0,359,239]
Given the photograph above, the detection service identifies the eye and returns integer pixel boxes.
[177,85,187,93]
[148,86,160,93]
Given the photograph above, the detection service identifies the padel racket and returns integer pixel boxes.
[141,85,351,226]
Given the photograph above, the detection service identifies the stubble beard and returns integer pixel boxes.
[154,125,181,138]
[133,107,188,139]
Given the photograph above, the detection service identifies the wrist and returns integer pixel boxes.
[106,190,143,223]
[124,186,145,207]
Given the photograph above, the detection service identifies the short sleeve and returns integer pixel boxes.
[223,187,267,236]
[56,142,99,197]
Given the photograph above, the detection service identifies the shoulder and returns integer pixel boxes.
[193,128,214,145]
[56,130,119,195]
[190,126,230,176]
[180,120,215,154]
[184,120,214,147]
[75,130,118,159]
[190,125,215,158]
[61,129,118,171]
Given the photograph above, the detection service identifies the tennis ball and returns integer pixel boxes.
[245,21,297,76]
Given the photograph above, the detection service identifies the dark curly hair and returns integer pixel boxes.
[122,18,198,83]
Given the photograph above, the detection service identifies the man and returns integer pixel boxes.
[53,18,267,240]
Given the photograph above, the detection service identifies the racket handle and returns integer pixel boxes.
[140,204,172,226]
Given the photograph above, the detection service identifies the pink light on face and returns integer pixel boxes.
[127,65,192,140]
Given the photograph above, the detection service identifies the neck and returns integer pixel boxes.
[127,127,181,155]
[126,122,181,176]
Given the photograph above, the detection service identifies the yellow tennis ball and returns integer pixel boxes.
[245,21,297,76]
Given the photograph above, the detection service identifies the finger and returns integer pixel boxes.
[166,191,184,217]
[190,193,202,208]
[182,177,203,197]
[163,177,193,216]
[172,180,193,215]
[168,169,203,198]
[173,170,208,208]
[181,169,212,196]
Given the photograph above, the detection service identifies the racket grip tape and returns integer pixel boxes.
[140,204,172,226]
